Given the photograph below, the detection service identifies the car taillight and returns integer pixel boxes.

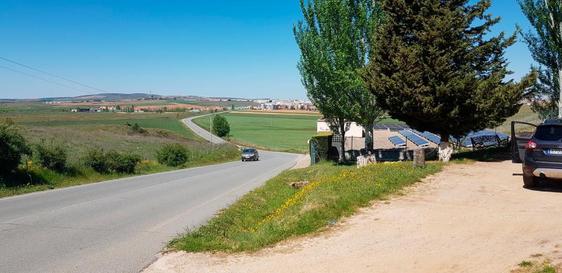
[527,140,537,150]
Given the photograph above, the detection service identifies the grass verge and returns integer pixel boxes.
[170,161,442,253]
[514,259,560,273]
[0,144,240,198]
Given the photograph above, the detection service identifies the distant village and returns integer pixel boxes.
[42,95,317,113]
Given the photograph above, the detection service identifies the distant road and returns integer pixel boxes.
[183,114,227,144]
[0,115,299,273]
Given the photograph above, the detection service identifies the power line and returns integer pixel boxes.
[0,64,83,91]
[0,56,112,93]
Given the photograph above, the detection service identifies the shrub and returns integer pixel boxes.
[129,123,147,134]
[0,123,32,176]
[310,134,332,162]
[157,144,190,167]
[212,115,230,137]
[34,140,67,172]
[108,151,141,174]
[84,149,111,173]
[84,149,141,174]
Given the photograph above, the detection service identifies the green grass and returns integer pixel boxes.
[0,144,240,198]
[0,102,243,198]
[5,111,200,140]
[514,260,560,273]
[194,112,320,153]
[194,112,405,154]
[171,161,442,253]
[0,108,206,162]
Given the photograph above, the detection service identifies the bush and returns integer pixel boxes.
[157,144,190,167]
[35,140,67,172]
[83,149,141,174]
[212,115,230,137]
[129,123,147,134]
[310,134,332,163]
[84,149,111,173]
[0,123,32,176]
[107,151,141,174]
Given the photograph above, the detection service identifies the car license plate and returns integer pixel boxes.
[546,149,562,156]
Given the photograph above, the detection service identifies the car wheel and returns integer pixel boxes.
[523,174,536,188]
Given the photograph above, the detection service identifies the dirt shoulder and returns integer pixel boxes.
[144,161,562,273]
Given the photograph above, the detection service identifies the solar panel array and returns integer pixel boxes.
[421,131,441,144]
[374,124,410,131]
[388,136,407,147]
[460,130,509,147]
[373,123,509,149]
[399,130,430,148]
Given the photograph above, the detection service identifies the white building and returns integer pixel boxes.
[317,120,365,137]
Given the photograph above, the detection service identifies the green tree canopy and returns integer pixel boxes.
[365,0,535,160]
[519,0,562,118]
[294,0,384,155]
[0,123,32,175]
[212,115,230,138]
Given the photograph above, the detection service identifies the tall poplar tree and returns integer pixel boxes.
[294,0,383,160]
[520,0,562,118]
[365,0,536,162]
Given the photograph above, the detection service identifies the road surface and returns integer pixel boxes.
[0,116,299,273]
[183,115,226,144]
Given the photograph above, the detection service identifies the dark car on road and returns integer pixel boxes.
[241,148,259,162]
[512,120,562,188]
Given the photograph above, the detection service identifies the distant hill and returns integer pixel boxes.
[41,93,165,102]
[2,93,260,103]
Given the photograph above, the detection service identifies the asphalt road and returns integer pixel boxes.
[183,115,227,144]
[0,117,299,273]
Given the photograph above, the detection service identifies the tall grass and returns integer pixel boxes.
[0,144,241,198]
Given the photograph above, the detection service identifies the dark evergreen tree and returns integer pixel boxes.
[365,0,536,161]
[519,0,562,118]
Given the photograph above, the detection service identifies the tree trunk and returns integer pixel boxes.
[364,124,374,151]
[339,122,346,163]
[438,134,453,163]
[558,67,562,118]
[546,0,562,118]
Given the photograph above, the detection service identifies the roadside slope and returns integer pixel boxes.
[144,161,562,273]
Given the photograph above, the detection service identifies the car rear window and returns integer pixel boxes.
[534,125,562,141]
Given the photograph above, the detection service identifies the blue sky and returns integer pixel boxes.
[0,0,536,99]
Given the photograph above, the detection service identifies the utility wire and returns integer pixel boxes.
[0,64,83,92]
[0,56,111,93]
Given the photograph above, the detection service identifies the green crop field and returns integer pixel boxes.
[194,112,404,153]
[194,112,320,153]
